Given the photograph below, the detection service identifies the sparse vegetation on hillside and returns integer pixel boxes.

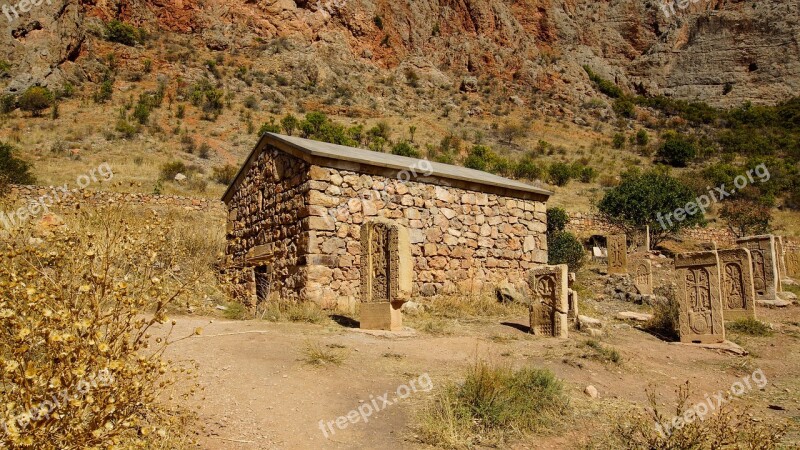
[18,86,53,117]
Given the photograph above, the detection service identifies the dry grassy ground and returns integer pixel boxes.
[161,301,800,449]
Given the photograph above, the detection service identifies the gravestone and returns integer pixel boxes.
[718,248,757,320]
[632,259,653,295]
[607,234,627,274]
[787,251,800,280]
[567,289,579,325]
[528,265,569,338]
[736,235,780,301]
[775,236,787,283]
[360,219,412,331]
[675,251,725,344]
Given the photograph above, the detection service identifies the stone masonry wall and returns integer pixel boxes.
[226,147,310,303]
[303,165,549,307]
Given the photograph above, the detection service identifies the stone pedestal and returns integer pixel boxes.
[360,302,403,331]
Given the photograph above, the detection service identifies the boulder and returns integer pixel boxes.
[495,282,525,304]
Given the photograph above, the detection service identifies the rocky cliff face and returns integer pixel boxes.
[2,0,798,106]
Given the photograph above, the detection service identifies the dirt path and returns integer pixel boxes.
[161,305,800,449]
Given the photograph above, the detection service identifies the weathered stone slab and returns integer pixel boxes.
[675,251,725,344]
[718,248,757,321]
[567,289,579,324]
[737,235,780,301]
[527,265,568,338]
[632,259,653,295]
[616,311,653,322]
[776,236,786,283]
[787,251,800,280]
[607,234,627,274]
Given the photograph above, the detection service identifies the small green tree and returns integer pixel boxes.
[613,133,626,149]
[720,199,772,238]
[0,142,35,185]
[258,119,281,135]
[599,168,703,246]
[657,131,697,167]
[281,114,299,135]
[546,207,584,270]
[18,86,53,116]
[391,142,420,158]
[548,162,573,187]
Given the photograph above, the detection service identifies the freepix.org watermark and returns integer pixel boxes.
[659,0,711,19]
[0,162,114,232]
[318,373,433,438]
[2,0,52,23]
[656,163,770,231]
[655,368,768,437]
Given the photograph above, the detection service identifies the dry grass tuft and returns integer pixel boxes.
[301,341,346,367]
[415,360,569,448]
[614,382,787,449]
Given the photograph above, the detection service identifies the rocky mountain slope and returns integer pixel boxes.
[2,0,798,107]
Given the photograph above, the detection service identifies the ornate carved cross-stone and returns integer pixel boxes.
[718,248,756,320]
[736,235,780,301]
[786,251,800,280]
[607,234,628,275]
[632,259,652,295]
[359,219,412,331]
[675,251,725,344]
[528,265,569,338]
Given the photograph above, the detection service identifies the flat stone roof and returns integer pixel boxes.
[222,133,553,203]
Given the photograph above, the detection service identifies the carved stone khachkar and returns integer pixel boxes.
[736,235,780,301]
[359,219,412,331]
[528,265,569,338]
[632,259,653,295]
[675,251,725,344]
[775,236,787,282]
[607,234,627,274]
[718,248,757,320]
[787,251,800,280]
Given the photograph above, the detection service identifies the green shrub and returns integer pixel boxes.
[0,94,16,114]
[514,157,543,180]
[464,145,492,171]
[281,114,299,135]
[599,168,703,246]
[159,161,187,181]
[416,361,568,447]
[583,66,623,98]
[613,133,626,149]
[548,231,584,270]
[0,142,35,185]
[657,131,697,167]
[258,119,281,135]
[391,142,420,158]
[636,129,649,146]
[613,97,635,118]
[115,119,139,138]
[212,165,238,185]
[0,60,10,76]
[727,318,773,336]
[577,165,598,183]
[546,207,569,235]
[105,20,142,46]
[18,86,53,116]
[548,162,573,186]
[94,77,114,103]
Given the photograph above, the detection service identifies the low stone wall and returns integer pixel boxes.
[6,184,222,213]
[566,212,800,250]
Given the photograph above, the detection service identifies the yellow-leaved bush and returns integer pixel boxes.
[0,205,205,449]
